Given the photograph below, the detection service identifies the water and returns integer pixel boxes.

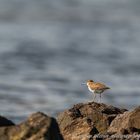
[0,0,140,123]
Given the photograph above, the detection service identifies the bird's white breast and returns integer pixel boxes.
[88,86,95,93]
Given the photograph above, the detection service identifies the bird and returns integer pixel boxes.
[82,80,110,102]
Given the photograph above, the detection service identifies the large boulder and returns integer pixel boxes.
[0,112,63,140]
[108,106,140,135]
[57,102,127,140]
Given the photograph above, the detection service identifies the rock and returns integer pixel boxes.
[0,116,15,140]
[108,106,140,134]
[0,112,63,140]
[0,102,139,140]
[57,102,127,140]
[0,116,15,127]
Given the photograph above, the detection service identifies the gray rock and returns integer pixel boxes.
[0,116,14,127]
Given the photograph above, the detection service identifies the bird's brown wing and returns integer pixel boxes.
[92,82,110,90]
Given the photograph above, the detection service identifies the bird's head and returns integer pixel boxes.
[81,80,94,86]
[86,80,94,86]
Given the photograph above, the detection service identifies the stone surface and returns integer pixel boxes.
[57,101,127,140]
[108,106,140,134]
[0,112,63,140]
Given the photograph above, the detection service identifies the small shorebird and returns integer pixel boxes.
[82,80,110,102]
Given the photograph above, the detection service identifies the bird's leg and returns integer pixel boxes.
[99,93,101,103]
[93,93,96,102]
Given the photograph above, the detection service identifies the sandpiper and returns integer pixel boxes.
[82,80,110,102]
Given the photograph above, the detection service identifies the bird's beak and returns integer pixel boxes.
[81,82,86,85]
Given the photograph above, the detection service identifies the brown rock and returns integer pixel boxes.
[57,102,126,140]
[108,106,140,134]
[0,112,63,140]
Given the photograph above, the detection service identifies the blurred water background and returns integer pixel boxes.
[0,0,140,123]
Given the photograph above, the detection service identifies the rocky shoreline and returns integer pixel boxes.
[0,102,140,140]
